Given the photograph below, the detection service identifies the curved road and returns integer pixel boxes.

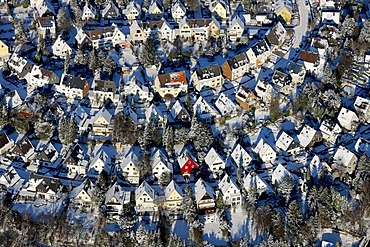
[292,0,310,49]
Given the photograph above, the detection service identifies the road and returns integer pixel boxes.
[292,0,310,49]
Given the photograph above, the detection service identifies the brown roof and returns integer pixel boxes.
[157,71,187,87]
[86,27,114,40]
[0,133,10,148]
[300,50,319,63]
[13,138,33,156]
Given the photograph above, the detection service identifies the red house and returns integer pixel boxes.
[178,153,198,176]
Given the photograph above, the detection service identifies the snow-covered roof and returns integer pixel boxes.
[337,107,359,130]
[271,163,292,185]
[135,181,156,201]
[204,147,224,167]
[218,173,239,195]
[214,93,236,116]
[104,183,130,205]
[70,178,95,199]
[164,180,183,198]
[333,146,357,167]
[194,178,215,202]
[230,143,252,167]
[243,172,271,194]
[170,100,189,120]
[297,125,320,148]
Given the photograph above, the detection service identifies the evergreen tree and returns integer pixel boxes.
[341,16,355,37]
[0,104,9,129]
[57,8,72,34]
[286,199,302,243]
[277,176,294,205]
[89,49,99,71]
[168,234,185,247]
[188,118,214,151]
[162,125,174,155]
[64,51,70,73]
[74,48,88,66]
[14,21,26,43]
[103,55,116,76]
[359,19,370,43]
[174,127,189,144]
[71,0,83,28]
[111,113,138,145]
[182,186,197,224]
[34,119,54,140]
[140,37,156,66]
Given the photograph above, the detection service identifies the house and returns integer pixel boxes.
[243,172,272,195]
[37,16,57,40]
[149,0,163,20]
[0,40,10,66]
[221,53,249,81]
[8,53,34,79]
[25,65,59,90]
[12,138,35,162]
[89,79,116,105]
[177,151,199,177]
[124,77,153,103]
[286,61,306,85]
[32,142,61,170]
[119,150,140,185]
[205,147,225,174]
[246,40,271,68]
[129,20,149,42]
[265,22,287,50]
[75,29,93,48]
[308,155,324,179]
[193,96,220,122]
[215,93,237,117]
[90,107,113,135]
[4,90,22,110]
[218,174,241,206]
[0,167,28,195]
[86,25,126,49]
[319,118,342,144]
[332,146,358,176]
[151,149,173,179]
[209,0,228,20]
[275,131,301,156]
[276,5,292,24]
[64,144,88,179]
[159,19,176,42]
[0,133,14,155]
[272,70,294,95]
[255,80,274,101]
[135,181,158,212]
[19,174,64,202]
[272,163,293,185]
[170,100,190,123]
[194,178,215,211]
[101,1,121,19]
[69,179,95,209]
[253,139,276,164]
[82,2,97,20]
[52,36,72,59]
[163,180,183,211]
[297,125,322,149]
[145,103,165,127]
[57,74,90,100]
[354,96,370,121]
[179,18,220,41]
[123,1,141,23]
[235,86,257,111]
[104,183,131,219]
[191,64,224,92]
[299,50,319,73]
[171,0,186,22]
[228,15,245,42]
[154,71,188,99]
[88,150,112,175]
[34,0,56,17]
[231,143,252,169]
[321,9,341,25]
[337,107,359,131]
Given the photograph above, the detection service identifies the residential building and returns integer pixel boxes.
[275,131,301,156]
[297,125,322,149]
[90,107,113,135]
[272,163,293,185]
[221,53,249,81]
[8,53,34,79]
[149,0,163,20]
[0,133,15,155]
[265,22,287,51]
[253,139,276,164]
[191,64,224,92]
[286,61,306,84]
[218,174,241,206]
[276,5,292,24]
[272,70,294,95]
[101,1,121,19]
[209,0,228,20]
[194,178,215,211]
[319,118,342,144]
[57,74,90,100]
[235,86,257,111]
[228,15,245,42]
[37,16,57,40]
[0,40,10,66]
[177,151,199,177]
[123,1,141,23]
[255,80,274,101]
[354,96,370,121]
[52,36,72,59]
[89,79,116,105]
[332,146,358,176]
[231,143,252,169]
[82,2,97,20]
[70,179,95,209]
[19,174,64,202]
[300,50,319,73]
[12,138,35,162]
[243,172,272,195]
[119,151,140,185]
[215,93,237,117]
[193,96,220,122]
[337,107,359,131]
[163,181,183,211]
[135,181,158,212]
[151,149,173,179]
[204,147,225,174]
[154,71,188,99]
[104,183,131,220]
[170,100,190,123]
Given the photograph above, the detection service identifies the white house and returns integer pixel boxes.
[218,174,241,206]
[135,181,158,212]
[337,107,359,131]
[104,183,131,219]
[88,150,112,175]
[193,96,221,123]
[230,143,252,169]
[297,125,322,149]
[243,172,272,195]
[321,10,341,25]
[159,19,176,42]
[194,178,215,210]
[332,146,358,176]
[215,93,237,117]
[57,74,90,101]
[70,179,95,209]
[354,96,370,121]
[171,0,186,22]
[169,100,190,123]
[52,36,72,59]
[163,180,183,211]
[82,2,97,20]
[204,147,225,174]
[319,118,342,144]
[253,139,276,164]
[275,131,301,156]
[151,149,173,179]
[228,15,245,42]
[191,64,224,92]
[119,151,140,185]
[123,1,141,23]
[255,80,274,102]
[271,163,293,185]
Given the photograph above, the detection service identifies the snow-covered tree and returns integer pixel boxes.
[174,127,189,144]
[0,104,9,129]
[35,119,54,140]
[341,16,355,37]
[14,21,26,43]
[57,8,72,34]
[277,176,295,205]
[70,0,83,28]
[103,55,116,76]
[74,48,88,66]
[286,199,302,242]
[254,203,272,236]
[111,113,137,145]
[140,37,156,66]
[168,234,185,247]
[89,49,99,71]
[162,125,174,155]
[182,186,197,224]
[64,51,70,73]
[188,118,214,151]
[359,19,370,43]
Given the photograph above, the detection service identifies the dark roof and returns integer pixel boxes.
[157,71,187,87]
[195,64,221,80]
[86,27,114,40]
[13,138,33,156]
[94,79,116,92]
[226,53,248,70]
[187,19,213,27]
[300,50,319,63]
[61,74,88,90]
[0,133,10,149]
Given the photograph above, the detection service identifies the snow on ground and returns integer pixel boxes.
[203,220,227,246]
[230,208,252,241]
[318,228,362,247]
[12,197,65,221]
[171,220,190,244]
[67,207,95,230]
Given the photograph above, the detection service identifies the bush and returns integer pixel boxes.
[22,1,29,8]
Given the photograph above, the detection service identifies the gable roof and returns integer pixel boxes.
[164,180,183,198]
[157,71,187,87]
[135,181,156,200]
[219,173,239,195]
[61,74,88,90]
[194,178,215,202]
[104,183,130,205]
[300,50,319,63]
